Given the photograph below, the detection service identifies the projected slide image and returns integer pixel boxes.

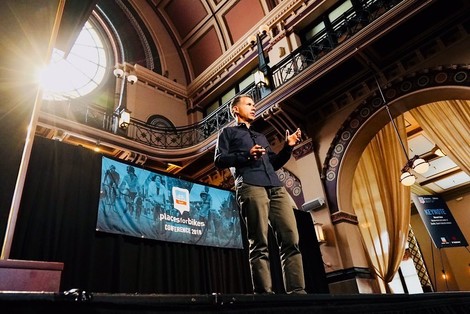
[97,157,243,249]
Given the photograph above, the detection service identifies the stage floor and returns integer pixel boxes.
[1,291,470,313]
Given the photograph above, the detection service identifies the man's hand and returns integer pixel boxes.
[249,144,266,160]
[286,128,302,146]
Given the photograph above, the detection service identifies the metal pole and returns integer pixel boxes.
[1,0,66,259]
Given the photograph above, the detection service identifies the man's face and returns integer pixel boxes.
[233,96,256,123]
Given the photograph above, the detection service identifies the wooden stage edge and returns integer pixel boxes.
[1,291,470,313]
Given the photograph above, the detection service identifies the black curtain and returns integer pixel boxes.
[295,210,329,293]
[267,210,329,294]
[8,137,328,294]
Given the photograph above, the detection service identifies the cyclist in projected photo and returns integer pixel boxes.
[148,174,168,226]
[102,164,120,213]
[120,166,139,214]
[214,94,306,295]
[199,187,221,242]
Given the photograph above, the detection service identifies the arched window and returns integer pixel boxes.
[147,115,175,129]
[40,20,107,100]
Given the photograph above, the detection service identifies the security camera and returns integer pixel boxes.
[127,74,138,85]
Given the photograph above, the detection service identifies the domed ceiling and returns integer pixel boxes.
[95,0,272,84]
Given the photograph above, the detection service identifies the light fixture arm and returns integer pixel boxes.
[256,33,269,75]
[248,26,272,90]
[374,76,429,185]
[115,69,127,114]
[375,77,410,161]
[384,102,411,161]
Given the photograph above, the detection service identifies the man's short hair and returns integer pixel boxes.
[229,94,253,118]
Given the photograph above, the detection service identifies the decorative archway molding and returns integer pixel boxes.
[277,167,305,210]
[322,64,470,216]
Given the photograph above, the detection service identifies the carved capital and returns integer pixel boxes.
[331,211,358,225]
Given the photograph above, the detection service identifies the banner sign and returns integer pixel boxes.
[96,157,243,249]
[412,195,467,248]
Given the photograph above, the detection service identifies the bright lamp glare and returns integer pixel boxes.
[38,21,106,100]
[38,53,70,92]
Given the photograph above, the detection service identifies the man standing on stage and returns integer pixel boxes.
[214,94,306,295]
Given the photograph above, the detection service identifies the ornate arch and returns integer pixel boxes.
[277,167,304,210]
[322,65,470,215]
[96,0,162,73]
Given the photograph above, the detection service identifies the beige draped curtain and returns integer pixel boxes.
[409,100,470,175]
[352,116,411,292]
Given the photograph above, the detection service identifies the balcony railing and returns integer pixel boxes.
[40,0,402,149]
[41,86,263,149]
[270,0,402,88]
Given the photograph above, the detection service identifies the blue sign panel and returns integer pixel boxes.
[412,195,467,248]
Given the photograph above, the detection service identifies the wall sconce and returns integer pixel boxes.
[93,140,101,152]
[246,24,270,46]
[113,68,138,85]
[314,222,326,244]
[119,109,131,129]
[258,24,270,37]
[375,77,430,186]
[254,70,269,86]
[247,25,272,91]
[441,269,448,280]
[113,65,137,132]
[247,34,257,46]
[113,68,124,78]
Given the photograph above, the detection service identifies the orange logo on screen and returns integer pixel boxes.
[175,199,187,206]
[172,187,190,214]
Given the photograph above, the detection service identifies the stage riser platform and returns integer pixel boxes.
[1,292,470,313]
